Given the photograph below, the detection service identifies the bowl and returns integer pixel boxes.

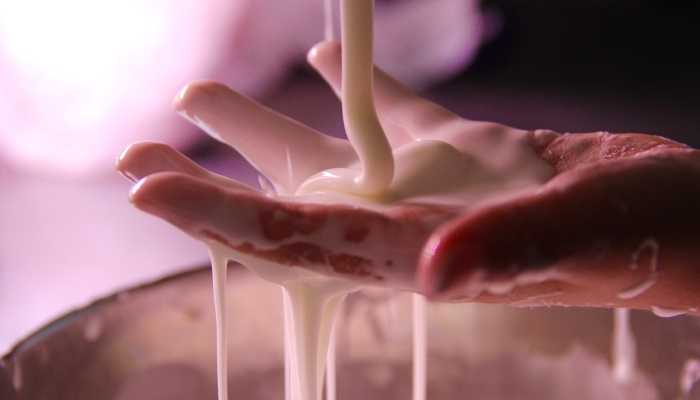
[2,263,699,400]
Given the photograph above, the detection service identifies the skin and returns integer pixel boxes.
[117,41,700,315]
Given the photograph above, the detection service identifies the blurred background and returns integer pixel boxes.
[0,0,698,352]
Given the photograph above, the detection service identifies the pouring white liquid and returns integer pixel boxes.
[207,241,359,400]
[202,2,409,399]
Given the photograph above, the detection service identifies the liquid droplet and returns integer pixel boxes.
[651,305,686,318]
[485,281,515,296]
[630,238,659,271]
[84,317,103,342]
[680,358,700,398]
[617,273,659,300]
[618,238,660,300]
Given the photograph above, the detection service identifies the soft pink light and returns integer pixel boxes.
[0,0,484,179]
[0,0,244,178]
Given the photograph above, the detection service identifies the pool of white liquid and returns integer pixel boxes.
[3,263,699,400]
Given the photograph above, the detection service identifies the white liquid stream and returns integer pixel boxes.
[612,308,637,384]
[205,1,428,400]
[208,242,359,400]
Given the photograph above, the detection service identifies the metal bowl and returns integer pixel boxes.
[2,263,699,400]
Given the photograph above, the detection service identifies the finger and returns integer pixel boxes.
[116,141,260,194]
[540,131,690,174]
[307,41,460,147]
[130,171,456,289]
[419,149,700,314]
[174,80,358,196]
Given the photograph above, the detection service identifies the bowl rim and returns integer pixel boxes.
[0,263,215,363]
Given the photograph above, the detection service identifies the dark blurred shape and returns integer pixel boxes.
[432,0,699,147]
[471,0,698,99]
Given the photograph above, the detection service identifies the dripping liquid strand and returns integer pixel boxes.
[612,308,637,384]
[413,294,428,400]
[205,0,423,399]
[208,246,229,400]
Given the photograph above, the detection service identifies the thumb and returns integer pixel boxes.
[419,150,700,307]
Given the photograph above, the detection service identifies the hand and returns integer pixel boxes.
[425,132,700,316]
[117,41,700,315]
